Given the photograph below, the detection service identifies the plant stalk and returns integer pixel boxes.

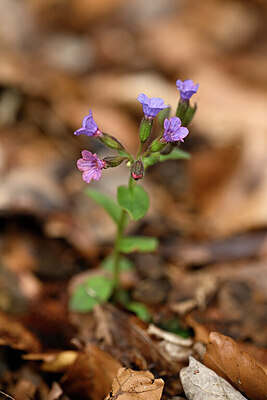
[113,176,134,289]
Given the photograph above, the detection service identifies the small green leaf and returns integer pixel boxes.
[86,189,121,225]
[119,236,158,253]
[117,185,149,221]
[117,149,132,160]
[159,148,191,162]
[100,254,134,272]
[143,153,160,169]
[126,302,151,322]
[69,276,113,312]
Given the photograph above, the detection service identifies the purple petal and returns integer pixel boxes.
[137,93,149,105]
[176,79,183,90]
[169,117,182,131]
[163,131,174,142]
[183,79,194,91]
[81,150,96,161]
[82,168,97,183]
[149,97,165,108]
[74,128,91,136]
[77,158,94,171]
[164,119,170,131]
[175,127,189,142]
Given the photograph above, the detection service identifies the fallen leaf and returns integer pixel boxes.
[180,356,246,399]
[61,345,121,400]
[204,332,267,400]
[147,324,193,362]
[99,304,183,375]
[105,367,164,400]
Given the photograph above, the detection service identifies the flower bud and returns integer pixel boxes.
[183,103,197,126]
[102,156,127,168]
[148,137,166,153]
[139,117,153,143]
[131,160,144,181]
[176,99,189,124]
[99,133,124,150]
[176,100,197,126]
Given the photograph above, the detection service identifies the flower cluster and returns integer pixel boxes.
[74,79,198,183]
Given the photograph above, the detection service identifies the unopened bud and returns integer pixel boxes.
[99,133,124,150]
[102,156,127,168]
[131,160,144,180]
[176,99,189,124]
[148,137,166,153]
[139,117,153,143]
[183,103,197,126]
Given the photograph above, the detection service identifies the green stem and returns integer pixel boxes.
[113,176,134,290]
[136,142,143,159]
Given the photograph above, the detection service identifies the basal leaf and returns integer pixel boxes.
[126,301,151,322]
[117,185,149,221]
[69,276,113,312]
[86,189,121,225]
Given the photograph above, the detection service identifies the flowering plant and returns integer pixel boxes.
[70,79,199,317]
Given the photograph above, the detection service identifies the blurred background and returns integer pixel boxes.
[0,0,267,349]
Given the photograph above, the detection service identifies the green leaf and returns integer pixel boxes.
[100,254,134,272]
[143,153,160,169]
[117,185,149,221]
[86,189,121,225]
[126,302,151,322]
[69,276,113,312]
[119,236,158,253]
[159,148,191,162]
[117,149,132,160]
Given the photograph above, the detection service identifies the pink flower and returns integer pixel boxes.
[77,150,106,183]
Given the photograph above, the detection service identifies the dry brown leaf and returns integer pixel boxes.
[105,367,164,400]
[0,311,40,352]
[204,332,267,400]
[180,356,246,400]
[61,345,121,400]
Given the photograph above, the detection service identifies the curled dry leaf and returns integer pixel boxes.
[147,324,193,362]
[204,331,267,400]
[105,367,164,400]
[180,356,246,400]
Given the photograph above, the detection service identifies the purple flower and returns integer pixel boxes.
[74,110,102,137]
[163,117,189,142]
[176,79,199,101]
[77,150,106,183]
[137,93,169,119]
